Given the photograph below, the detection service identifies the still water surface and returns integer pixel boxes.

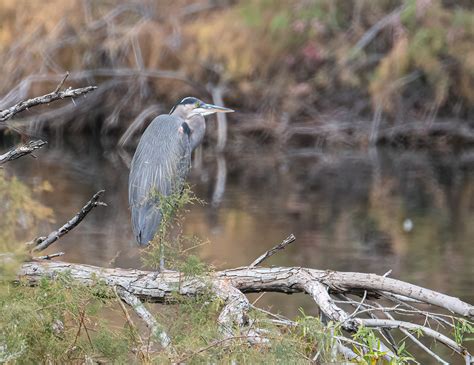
[7,138,474,320]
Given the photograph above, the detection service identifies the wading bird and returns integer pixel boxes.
[128,97,234,247]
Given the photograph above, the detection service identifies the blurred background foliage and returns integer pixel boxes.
[0,0,472,144]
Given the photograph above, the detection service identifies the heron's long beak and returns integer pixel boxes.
[200,103,234,115]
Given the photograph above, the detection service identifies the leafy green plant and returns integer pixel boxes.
[353,325,388,362]
[0,273,134,363]
[141,183,206,272]
[453,319,474,345]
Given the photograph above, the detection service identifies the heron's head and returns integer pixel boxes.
[169,97,234,119]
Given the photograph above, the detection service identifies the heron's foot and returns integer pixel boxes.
[151,264,166,281]
[152,270,160,281]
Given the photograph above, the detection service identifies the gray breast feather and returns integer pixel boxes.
[128,115,191,246]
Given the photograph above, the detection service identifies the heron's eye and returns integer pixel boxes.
[195,102,200,108]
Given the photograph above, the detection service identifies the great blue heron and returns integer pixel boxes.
[128,97,234,246]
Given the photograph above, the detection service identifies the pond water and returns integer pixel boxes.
[7,136,473,314]
[4,136,474,358]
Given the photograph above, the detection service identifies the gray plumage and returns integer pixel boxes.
[128,115,191,245]
[128,97,233,248]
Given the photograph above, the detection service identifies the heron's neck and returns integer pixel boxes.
[186,114,206,151]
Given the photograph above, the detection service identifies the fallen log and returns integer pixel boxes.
[19,259,474,363]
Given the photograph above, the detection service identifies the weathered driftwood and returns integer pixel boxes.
[19,260,474,362]
[22,198,474,362]
[33,252,65,260]
[376,121,474,145]
[210,84,228,153]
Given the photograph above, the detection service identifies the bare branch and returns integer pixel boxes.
[212,280,267,344]
[349,5,405,59]
[334,295,465,333]
[118,104,161,147]
[32,190,106,252]
[348,290,367,319]
[33,252,65,260]
[249,234,296,267]
[336,294,399,352]
[113,286,149,363]
[0,140,47,165]
[361,319,469,357]
[383,310,449,365]
[53,71,69,93]
[0,83,97,122]
[304,270,474,318]
[381,291,424,304]
[115,286,171,349]
[304,280,356,329]
[336,342,361,362]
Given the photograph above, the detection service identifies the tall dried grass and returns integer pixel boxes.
[0,0,473,145]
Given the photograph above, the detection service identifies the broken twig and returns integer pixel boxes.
[53,72,69,94]
[32,190,106,252]
[0,76,97,122]
[113,286,150,363]
[249,234,296,267]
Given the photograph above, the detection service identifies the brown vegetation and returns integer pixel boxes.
[0,1,473,147]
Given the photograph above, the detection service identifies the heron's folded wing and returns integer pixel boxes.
[128,115,191,245]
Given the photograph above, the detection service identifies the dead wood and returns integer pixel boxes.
[19,260,474,363]
[376,121,474,146]
[249,234,296,267]
[115,286,171,349]
[0,80,96,123]
[30,190,106,252]
[0,140,47,165]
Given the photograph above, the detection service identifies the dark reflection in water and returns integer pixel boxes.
[5,138,474,319]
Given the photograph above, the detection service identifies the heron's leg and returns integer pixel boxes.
[150,238,166,281]
[151,244,165,281]
[159,242,165,272]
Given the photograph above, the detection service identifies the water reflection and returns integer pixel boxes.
[4,138,474,317]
